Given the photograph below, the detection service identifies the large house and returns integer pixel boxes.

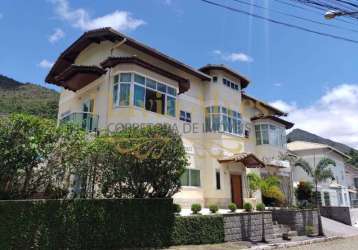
[46,27,294,208]
[288,141,351,207]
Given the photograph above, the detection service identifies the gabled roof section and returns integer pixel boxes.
[251,115,294,129]
[242,93,287,117]
[199,64,250,89]
[218,153,265,168]
[46,27,211,87]
[287,141,351,160]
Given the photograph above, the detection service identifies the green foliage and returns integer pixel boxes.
[261,176,285,207]
[256,203,265,211]
[247,172,261,198]
[295,181,314,208]
[191,203,202,214]
[305,225,315,235]
[0,75,59,119]
[0,198,175,249]
[173,203,181,214]
[0,114,87,199]
[243,202,253,212]
[228,203,237,212]
[347,149,358,168]
[100,125,189,198]
[171,215,224,245]
[209,204,219,213]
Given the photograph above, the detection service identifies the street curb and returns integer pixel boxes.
[245,236,341,249]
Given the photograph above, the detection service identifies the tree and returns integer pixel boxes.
[347,149,358,168]
[0,114,88,199]
[100,124,189,198]
[294,157,336,236]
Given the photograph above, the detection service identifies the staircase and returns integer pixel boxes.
[272,221,298,240]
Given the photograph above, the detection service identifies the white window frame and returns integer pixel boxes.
[255,123,286,147]
[112,71,178,118]
[205,106,244,137]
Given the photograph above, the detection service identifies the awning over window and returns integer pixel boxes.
[218,153,265,168]
[55,65,106,91]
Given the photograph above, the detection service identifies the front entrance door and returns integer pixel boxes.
[231,175,243,208]
[82,99,94,131]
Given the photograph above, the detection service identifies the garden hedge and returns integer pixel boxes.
[0,198,174,249]
[171,215,225,245]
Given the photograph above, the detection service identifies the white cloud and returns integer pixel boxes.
[213,50,253,63]
[51,0,145,31]
[270,84,358,149]
[38,59,54,69]
[49,28,65,43]
[274,83,282,87]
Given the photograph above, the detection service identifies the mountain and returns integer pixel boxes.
[0,74,59,119]
[287,128,356,154]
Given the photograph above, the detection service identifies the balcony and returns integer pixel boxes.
[60,112,99,132]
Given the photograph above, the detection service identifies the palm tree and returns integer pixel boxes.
[294,157,336,236]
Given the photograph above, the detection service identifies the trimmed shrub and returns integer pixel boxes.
[172,215,224,245]
[0,198,174,249]
[256,203,265,211]
[228,203,237,212]
[209,204,219,214]
[243,202,253,212]
[191,203,202,214]
[173,203,181,214]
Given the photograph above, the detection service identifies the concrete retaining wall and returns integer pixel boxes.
[321,206,353,225]
[223,212,274,242]
[271,209,319,235]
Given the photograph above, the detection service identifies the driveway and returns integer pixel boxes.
[322,216,358,237]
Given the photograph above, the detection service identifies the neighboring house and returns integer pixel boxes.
[288,141,351,207]
[345,164,358,207]
[46,27,293,208]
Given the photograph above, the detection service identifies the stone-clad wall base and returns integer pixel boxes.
[321,206,352,225]
[223,212,274,242]
[271,209,319,235]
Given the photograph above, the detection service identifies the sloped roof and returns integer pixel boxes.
[242,93,287,117]
[251,115,294,129]
[199,64,250,89]
[46,27,211,86]
[218,153,265,168]
[287,141,351,159]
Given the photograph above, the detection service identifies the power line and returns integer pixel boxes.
[230,0,358,33]
[199,0,358,44]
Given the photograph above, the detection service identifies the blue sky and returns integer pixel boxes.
[0,0,358,148]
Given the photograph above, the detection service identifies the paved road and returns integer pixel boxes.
[290,236,358,250]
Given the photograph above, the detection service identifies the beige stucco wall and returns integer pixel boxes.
[58,40,289,208]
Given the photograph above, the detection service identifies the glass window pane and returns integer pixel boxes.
[180,111,186,121]
[212,106,220,113]
[233,119,238,134]
[223,115,228,132]
[205,115,211,132]
[120,73,132,82]
[237,119,243,135]
[180,169,189,186]
[134,74,145,85]
[113,84,118,105]
[255,125,261,145]
[145,89,165,114]
[190,169,200,187]
[134,84,145,108]
[167,86,177,96]
[119,83,130,106]
[186,112,191,123]
[222,107,227,114]
[228,117,233,133]
[157,82,167,93]
[146,78,156,89]
[212,114,220,131]
[261,125,269,144]
[216,170,221,189]
[166,96,176,117]
[114,74,119,83]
